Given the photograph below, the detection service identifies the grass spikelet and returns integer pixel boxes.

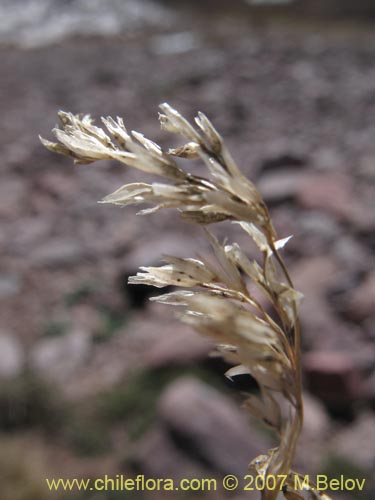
[41,103,332,500]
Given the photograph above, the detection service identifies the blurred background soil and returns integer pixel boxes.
[0,1,374,499]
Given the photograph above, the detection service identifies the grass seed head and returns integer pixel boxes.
[41,103,331,500]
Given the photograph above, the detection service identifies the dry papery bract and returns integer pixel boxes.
[41,104,331,500]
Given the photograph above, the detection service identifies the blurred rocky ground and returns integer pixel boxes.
[0,0,174,47]
[0,0,374,48]
[0,1,374,500]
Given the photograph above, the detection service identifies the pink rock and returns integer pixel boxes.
[346,271,375,321]
[158,377,269,475]
[135,426,208,480]
[296,173,353,220]
[303,351,364,405]
[144,325,211,368]
[291,256,340,297]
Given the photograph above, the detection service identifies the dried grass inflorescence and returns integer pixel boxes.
[41,104,331,500]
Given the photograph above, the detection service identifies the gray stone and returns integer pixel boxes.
[0,0,174,48]
[300,300,360,351]
[0,176,28,218]
[158,377,269,475]
[258,170,309,203]
[8,216,52,251]
[144,324,211,368]
[0,332,24,378]
[345,271,375,321]
[31,329,90,382]
[296,392,331,473]
[300,392,331,439]
[0,273,22,298]
[30,238,87,267]
[296,211,342,255]
[330,412,375,472]
[333,237,373,274]
[150,32,200,56]
[135,426,208,480]
[298,211,341,243]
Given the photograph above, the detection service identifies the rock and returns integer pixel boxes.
[258,170,309,203]
[345,271,375,321]
[259,154,307,174]
[79,219,135,257]
[296,210,342,258]
[291,256,340,298]
[150,32,200,56]
[303,351,365,408]
[8,216,52,252]
[296,173,355,221]
[299,298,360,350]
[301,392,331,439]
[329,270,375,328]
[144,323,211,369]
[36,171,77,199]
[330,412,375,472]
[158,377,269,475]
[0,0,174,48]
[312,147,345,172]
[296,392,331,473]
[30,238,88,267]
[359,155,375,177]
[333,236,372,274]
[108,313,212,370]
[0,273,22,298]
[62,332,137,400]
[134,426,208,480]
[62,313,207,399]
[363,371,375,406]
[69,304,104,334]
[291,259,369,350]
[0,332,24,378]
[0,176,28,218]
[297,211,341,254]
[30,329,90,382]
